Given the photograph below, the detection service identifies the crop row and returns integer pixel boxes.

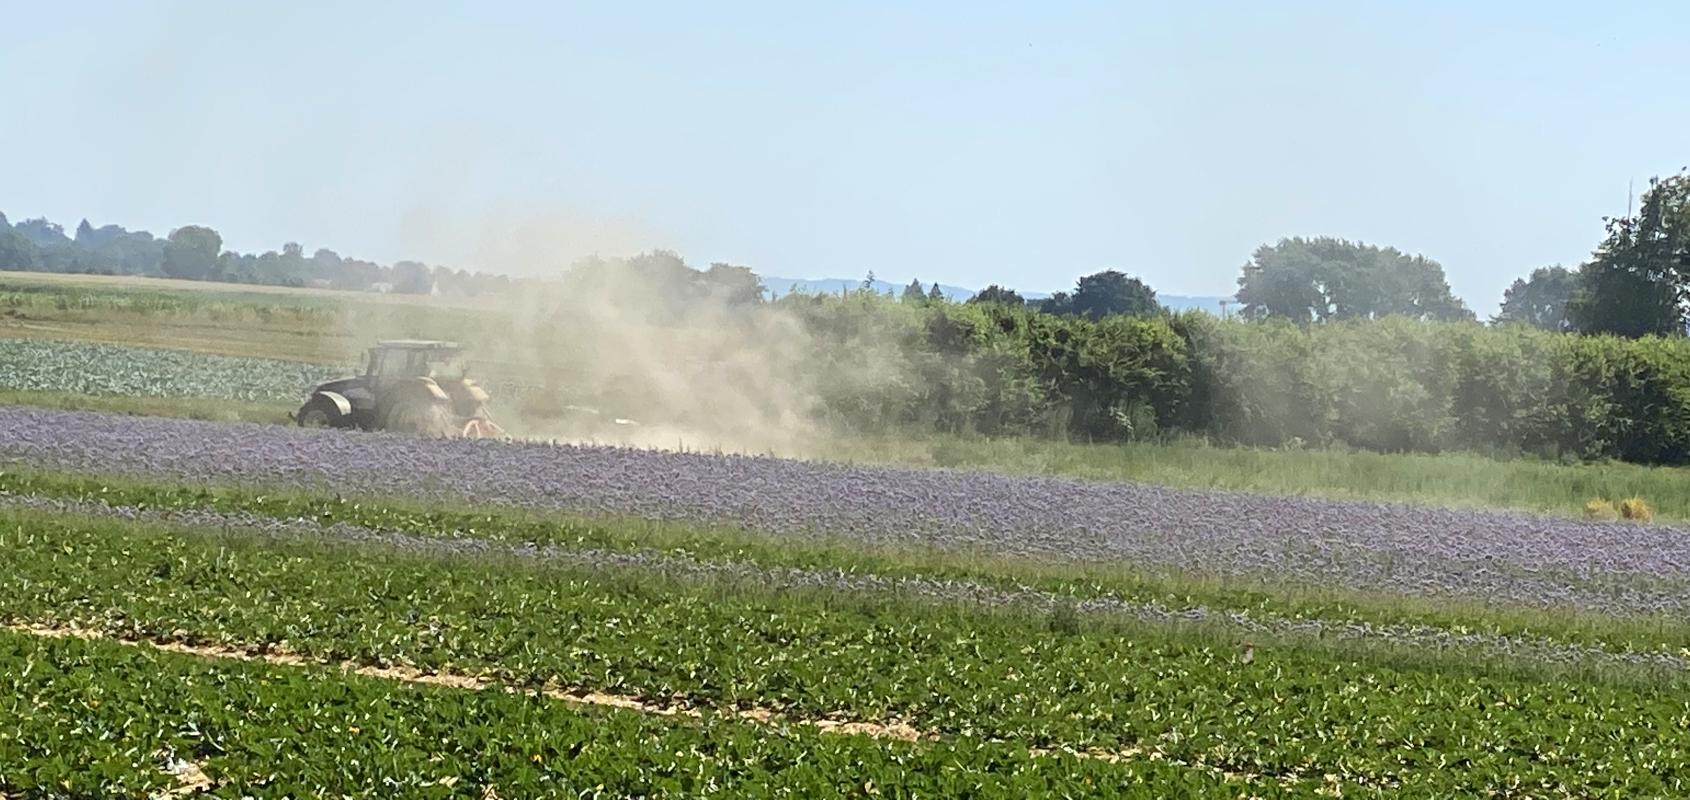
[0,338,341,402]
[4,507,1689,794]
[7,465,1685,657]
[4,486,1684,676]
[5,406,1690,617]
[0,630,1252,799]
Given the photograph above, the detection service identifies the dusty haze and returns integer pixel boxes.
[332,254,906,457]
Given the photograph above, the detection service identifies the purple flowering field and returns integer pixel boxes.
[3,406,1686,615]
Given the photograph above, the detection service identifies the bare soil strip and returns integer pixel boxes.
[7,620,926,742]
[4,620,1305,789]
[153,756,213,799]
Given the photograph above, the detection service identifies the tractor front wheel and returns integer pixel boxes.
[296,396,344,429]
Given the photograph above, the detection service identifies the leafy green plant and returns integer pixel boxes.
[0,631,1236,798]
[1047,600,1082,636]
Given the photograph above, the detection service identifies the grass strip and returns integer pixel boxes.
[0,388,292,423]
[818,434,1690,522]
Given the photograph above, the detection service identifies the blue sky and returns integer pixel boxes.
[3,1,1685,308]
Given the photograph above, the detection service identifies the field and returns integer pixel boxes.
[5,330,1690,520]
[4,274,1690,796]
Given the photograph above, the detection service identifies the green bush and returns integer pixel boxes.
[1174,319,1690,464]
[781,294,1190,442]
[775,293,1690,463]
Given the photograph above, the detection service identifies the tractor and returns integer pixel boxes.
[293,340,505,438]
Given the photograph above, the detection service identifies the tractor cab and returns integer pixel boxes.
[365,340,469,382]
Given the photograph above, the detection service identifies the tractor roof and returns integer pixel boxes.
[376,339,461,350]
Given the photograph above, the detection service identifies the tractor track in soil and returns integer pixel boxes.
[0,620,1326,792]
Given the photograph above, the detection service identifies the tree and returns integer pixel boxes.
[308,248,344,285]
[968,284,1025,306]
[1068,270,1159,320]
[1569,260,1677,337]
[390,261,434,294]
[564,250,692,311]
[1568,173,1690,337]
[336,257,382,291]
[0,229,33,269]
[266,241,308,286]
[1235,241,1325,322]
[1036,291,1073,315]
[1494,266,1579,330]
[217,252,253,282]
[74,219,95,243]
[15,219,69,248]
[902,279,926,303]
[927,282,946,302]
[1236,237,1472,323]
[429,265,463,295]
[160,225,223,280]
[703,262,764,306]
[625,250,698,305]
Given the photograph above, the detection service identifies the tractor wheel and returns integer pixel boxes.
[296,396,344,429]
[378,396,456,437]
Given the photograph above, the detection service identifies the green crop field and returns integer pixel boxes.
[0,338,342,402]
[0,475,1688,796]
[4,273,1690,796]
[3,629,1260,798]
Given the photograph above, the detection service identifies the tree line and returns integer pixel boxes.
[923,172,1689,338]
[0,214,509,296]
[5,170,1684,332]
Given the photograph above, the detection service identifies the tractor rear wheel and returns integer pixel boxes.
[378,396,455,437]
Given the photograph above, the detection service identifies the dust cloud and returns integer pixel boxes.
[331,252,886,458]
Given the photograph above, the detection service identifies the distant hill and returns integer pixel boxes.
[762,276,1233,314]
